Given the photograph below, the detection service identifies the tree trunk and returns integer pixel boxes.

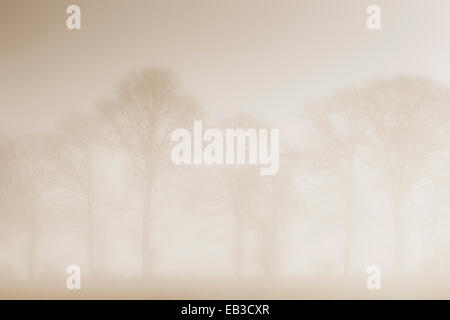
[430,184,438,272]
[28,202,37,281]
[262,213,277,277]
[342,165,355,276]
[431,208,438,272]
[233,208,243,277]
[87,193,95,277]
[393,195,403,275]
[262,232,275,277]
[142,182,153,279]
[343,192,354,276]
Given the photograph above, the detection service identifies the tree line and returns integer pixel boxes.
[0,69,449,285]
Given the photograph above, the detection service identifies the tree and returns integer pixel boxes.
[99,68,199,278]
[364,77,450,274]
[258,150,296,277]
[303,89,371,275]
[305,77,450,275]
[219,113,284,276]
[0,133,16,242]
[9,136,54,280]
[0,133,13,212]
[49,113,99,277]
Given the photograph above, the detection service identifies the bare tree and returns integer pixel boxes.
[219,113,283,277]
[0,133,12,211]
[99,68,199,278]
[10,136,54,280]
[427,171,450,272]
[49,113,98,277]
[363,77,450,274]
[225,164,263,277]
[259,150,296,277]
[303,89,370,275]
[0,133,15,242]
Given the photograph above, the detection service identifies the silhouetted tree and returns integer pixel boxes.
[49,113,99,277]
[0,133,13,212]
[10,136,54,280]
[304,90,370,275]
[0,133,15,242]
[219,114,277,276]
[363,77,450,274]
[259,150,296,277]
[99,68,199,278]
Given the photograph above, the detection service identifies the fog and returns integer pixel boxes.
[1,0,450,299]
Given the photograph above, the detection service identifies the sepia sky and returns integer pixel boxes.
[1,0,450,134]
[1,0,450,299]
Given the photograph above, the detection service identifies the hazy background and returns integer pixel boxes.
[0,0,450,299]
[3,0,450,135]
